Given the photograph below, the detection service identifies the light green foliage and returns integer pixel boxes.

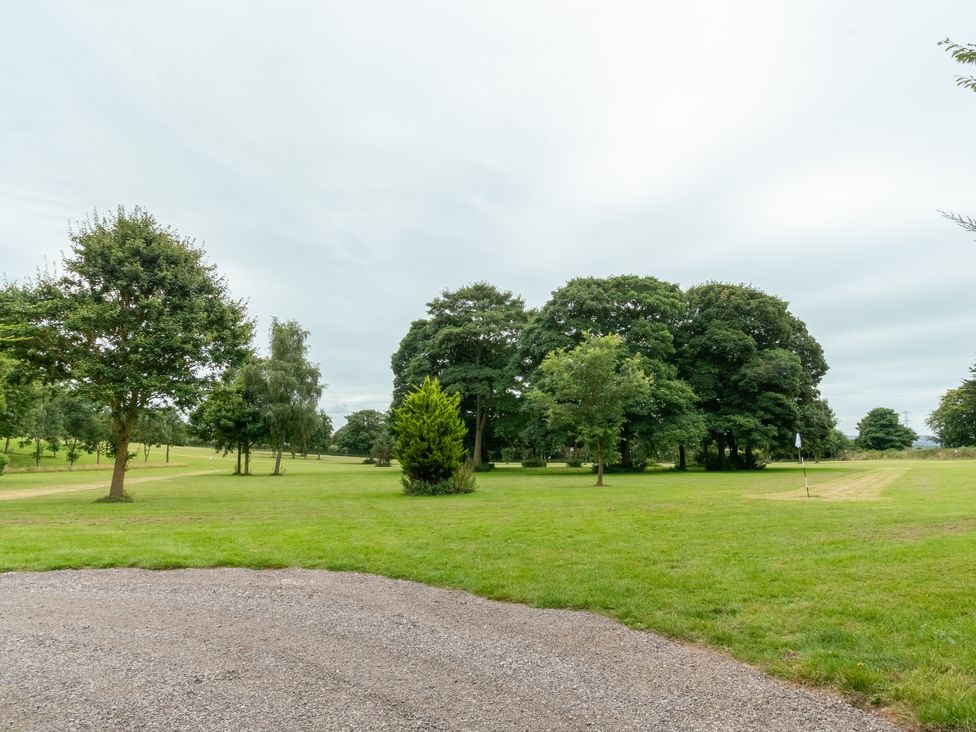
[252,319,322,476]
[857,407,918,450]
[334,409,387,454]
[675,283,828,469]
[391,283,527,464]
[19,386,63,466]
[5,207,253,497]
[928,367,976,447]
[58,391,104,467]
[530,333,652,485]
[393,376,469,493]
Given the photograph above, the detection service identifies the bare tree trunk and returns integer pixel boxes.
[678,444,687,471]
[595,439,605,487]
[165,443,170,464]
[473,394,485,465]
[109,420,133,500]
[245,446,251,476]
[273,447,283,476]
[3,436,9,453]
[235,446,242,475]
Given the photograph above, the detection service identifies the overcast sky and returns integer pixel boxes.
[2,1,974,435]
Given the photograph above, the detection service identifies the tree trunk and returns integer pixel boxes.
[595,438,605,486]
[109,421,133,500]
[3,436,9,453]
[166,443,170,464]
[621,437,632,469]
[245,445,251,476]
[678,444,687,471]
[273,447,283,475]
[714,433,724,470]
[33,437,41,466]
[235,446,242,475]
[473,394,485,465]
[728,432,739,466]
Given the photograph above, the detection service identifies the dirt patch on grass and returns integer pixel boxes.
[751,468,908,502]
[0,470,220,501]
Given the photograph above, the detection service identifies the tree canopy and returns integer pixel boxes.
[856,407,918,451]
[391,282,527,465]
[927,367,976,447]
[4,207,253,498]
[675,283,827,469]
[530,333,652,486]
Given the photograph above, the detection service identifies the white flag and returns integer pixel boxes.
[795,432,802,449]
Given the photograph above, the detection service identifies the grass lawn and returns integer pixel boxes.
[1,448,974,730]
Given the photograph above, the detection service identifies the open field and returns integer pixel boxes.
[1,449,975,730]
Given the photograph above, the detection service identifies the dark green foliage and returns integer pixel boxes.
[928,370,976,447]
[675,282,828,470]
[520,457,547,467]
[190,369,265,475]
[520,275,703,466]
[307,410,334,457]
[857,408,918,451]
[391,283,527,464]
[369,431,394,467]
[335,409,387,454]
[393,377,471,494]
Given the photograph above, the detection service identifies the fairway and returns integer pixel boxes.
[2,450,975,731]
[752,467,909,502]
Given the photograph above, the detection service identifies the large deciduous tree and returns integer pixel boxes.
[334,409,387,454]
[675,283,828,469]
[857,407,918,451]
[530,333,652,486]
[521,275,702,469]
[927,368,976,447]
[391,282,527,465]
[6,207,253,498]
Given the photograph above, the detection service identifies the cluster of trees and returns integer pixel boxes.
[190,318,325,476]
[0,207,320,499]
[392,277,837,472]
[0,378,187,469]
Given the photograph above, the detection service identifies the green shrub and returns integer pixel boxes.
[401,460,477,495]
[393,376,471,494]
[521,457,547,468]
[565,458,583,468]
[473,462,495,472]
[0,452,7,474]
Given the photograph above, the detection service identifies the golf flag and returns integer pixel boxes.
[795,432,802,449]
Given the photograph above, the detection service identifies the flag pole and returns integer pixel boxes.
[796,432,809,497]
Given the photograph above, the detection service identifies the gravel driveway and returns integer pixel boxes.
[0,569,900,731]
